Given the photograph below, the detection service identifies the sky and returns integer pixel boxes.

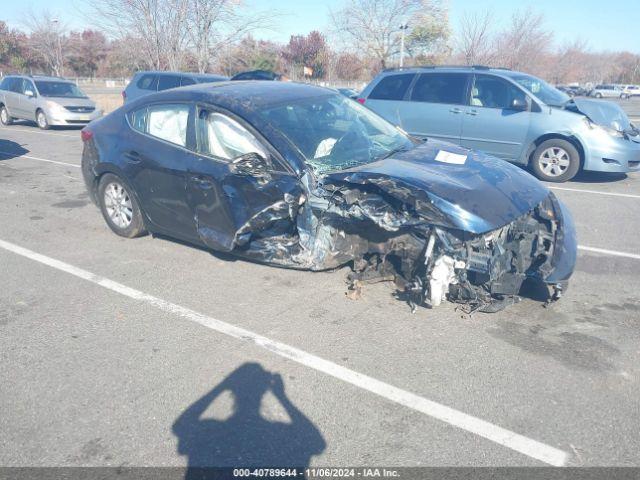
[3,0,639,53]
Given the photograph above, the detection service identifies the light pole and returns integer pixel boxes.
[52,18,63,76]
[399,23,409,68]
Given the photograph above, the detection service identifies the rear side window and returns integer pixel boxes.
[136,74,158,91]
[157,75,181,91]
[128,104,189,147]
[0,77,12,91]
[368,74,415,101]
[411,73,468,104]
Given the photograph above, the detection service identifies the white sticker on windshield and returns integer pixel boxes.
[435,150,467,165]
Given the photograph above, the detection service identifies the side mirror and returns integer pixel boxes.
[230,152,273,182]
[511,97,528,111]
[25,90,35,98]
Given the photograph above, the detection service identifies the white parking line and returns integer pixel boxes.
[0,126,79,138]
[549,186,640,199]
[578,245,640,260]
[0,151,79,168]
[0,237,568,466]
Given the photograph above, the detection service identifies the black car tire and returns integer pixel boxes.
[531,139,581,183]
[36,109,50,130]
[0,105,13,125]
[98,173,147,238]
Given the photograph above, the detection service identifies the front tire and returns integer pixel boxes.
[531,139,580,183]
[98,173,146,238]
[36,109,50,130]
[0,106,13,125]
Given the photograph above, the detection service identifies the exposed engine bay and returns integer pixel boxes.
[228,170,563,314]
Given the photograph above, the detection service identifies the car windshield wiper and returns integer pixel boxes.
[377,145,412,161]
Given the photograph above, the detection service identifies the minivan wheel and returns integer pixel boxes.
[531,139,580,183]
[98,173,146,238]
[595,92,602,98]
[1,106,13,125]
[36,110,50,130]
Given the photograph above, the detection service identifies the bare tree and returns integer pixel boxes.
[88,0,191,70]
[330,0,447,69]
[187,0,273,73]
[494,8,552,72]
[22,9,67,76]
[456,10,496,66]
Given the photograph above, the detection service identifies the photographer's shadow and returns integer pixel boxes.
[173,363,325,474]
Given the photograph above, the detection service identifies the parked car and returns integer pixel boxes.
[588,84,623,98]
[0,75,102,129]
[358,66,640,182]
[557,85,586,97]
[336,87,359,99]
[230,70,291,81]
[621,85,640,98]
[80,81,576,312]
[122,71,228,103]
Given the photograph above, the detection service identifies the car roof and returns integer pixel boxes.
[135,71,226,79]
[378,65,516,77]
[127,81,336,115]
[4,74,71,82]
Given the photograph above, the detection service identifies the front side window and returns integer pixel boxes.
[369,74,415,101]
[410,73,468,104]
[158,75,181,91]
[128,104,189,147]
[471,75,527,110]
[259,94,414,174]
[181,76,196,86]
[34,81,87,98]
[197,109,267,160]
[23,80,36,95]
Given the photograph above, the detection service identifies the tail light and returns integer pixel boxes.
[121,90,126,102]
[81,128,93,142]
[357,98,366,104]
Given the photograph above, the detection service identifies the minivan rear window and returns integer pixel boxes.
[369,74,415,101]
[410,73,468,105]
[137,74,158,91]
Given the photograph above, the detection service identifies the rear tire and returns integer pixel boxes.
[36,109,50,130]
[0,105,13,125]
[531,139,581,183]
[98,173,147,238]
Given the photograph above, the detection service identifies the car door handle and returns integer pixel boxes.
[192,176,214,189]
[449,108,462,114]
[124,151,142,163]
[466,110,478,116]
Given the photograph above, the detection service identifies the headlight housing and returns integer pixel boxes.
[45,101,67,115]
[583,117,624,138]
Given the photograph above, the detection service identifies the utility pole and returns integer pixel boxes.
[52,18,63,76]
[399,23,409,68]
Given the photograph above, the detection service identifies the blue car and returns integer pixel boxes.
[358,66,640,182]
[81,82,575,312]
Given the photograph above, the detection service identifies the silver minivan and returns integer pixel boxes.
[0,75,102,129]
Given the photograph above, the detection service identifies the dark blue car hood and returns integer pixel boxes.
[323,140,550,234]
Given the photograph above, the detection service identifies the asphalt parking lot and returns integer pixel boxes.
[1,120,639,469]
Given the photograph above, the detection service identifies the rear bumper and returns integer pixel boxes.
[48,110,103,126]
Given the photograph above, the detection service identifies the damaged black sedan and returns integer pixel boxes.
[81,82,577,313]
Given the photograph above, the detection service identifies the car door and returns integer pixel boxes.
[459,74,531,162]
[5,78,24,118]
[186,105,303,253]
[21,79,38,120]
[125,102,199,239]
[399,72,470,142]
